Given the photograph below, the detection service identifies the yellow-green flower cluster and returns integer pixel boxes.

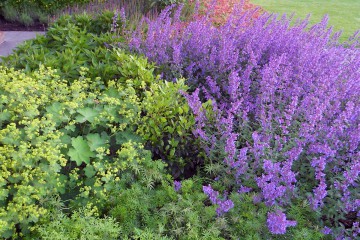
[0,67,68,237]
[0,65,144,237]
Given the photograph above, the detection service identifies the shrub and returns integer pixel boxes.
[1,0,90,15]
[1,5,18,22]
[127,2,360,238]
[149,0,186,10]
[0,67,72,238]
[19,12,34,26]
[0,0,111,27]
[138,78,201,178]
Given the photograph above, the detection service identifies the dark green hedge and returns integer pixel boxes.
[0,0,91,26]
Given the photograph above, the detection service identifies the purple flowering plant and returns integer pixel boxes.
[267,209,297,234]
[203,184,234,216]
[125,1,360,237]
[174,180,182,191]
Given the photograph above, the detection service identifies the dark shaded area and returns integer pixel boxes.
[0,15,47,31]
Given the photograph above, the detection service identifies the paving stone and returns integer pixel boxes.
[0,31,45,58]
[0,31,4,44]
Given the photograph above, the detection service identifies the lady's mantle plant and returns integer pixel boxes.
[0,46,196,238]
[128,2,360,238]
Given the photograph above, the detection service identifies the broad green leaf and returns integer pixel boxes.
[46,102,63,118]
[84,165,96,178]
[0,111,11,124]
[59,132,72,145]
[75,107,99,123]
[68,136,94,166]
[115,130,142,145]
[86,133,109,151]
[64,124,76,132]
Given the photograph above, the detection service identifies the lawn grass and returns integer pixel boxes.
[250,0,360,42]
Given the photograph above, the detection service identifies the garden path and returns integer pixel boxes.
[0,31,45,58]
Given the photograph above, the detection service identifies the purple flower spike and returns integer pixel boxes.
[216,199,234,216]
[203,184,219,204]
[203,184,234,216]
[267,210,297,234]
[322,226,332,235]
[174,180,182,192]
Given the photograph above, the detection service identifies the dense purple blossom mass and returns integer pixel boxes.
[203,184,234,216]
[128,2,360,237]
[267,209,297,234]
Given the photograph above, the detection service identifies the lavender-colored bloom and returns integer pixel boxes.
[238,186,252,194]
[203,184,219,204]
[322,226,332,235]
[216,199,234,216]
[224,132,238,165]
[352,222,360,238]
[111,10,119,33]
[125,1,360,236]
[253,194,262,204]
[120,7,126,26]
[174,180,182,192]
[203,184,234,216]
[267,210,297,234]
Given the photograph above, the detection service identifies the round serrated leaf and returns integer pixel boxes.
[68,136,95,166]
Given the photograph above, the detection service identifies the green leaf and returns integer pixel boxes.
[0,111,11,124]
[59,132,72,145]
[115,130,142,145]
[68,136,94,166]
[86,132,109,151]
[75,107,99,123]
[84,165,96,178]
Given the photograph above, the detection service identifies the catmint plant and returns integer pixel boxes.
[203,185,234,216]
[126,1,360,237]
[267,209,297,234]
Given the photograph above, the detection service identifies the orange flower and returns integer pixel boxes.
[189,0,263,25]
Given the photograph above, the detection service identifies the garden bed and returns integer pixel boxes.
[0,1,359,239]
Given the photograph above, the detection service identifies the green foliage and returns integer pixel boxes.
[1,5,17,22]
[19,12,34,26]
[0,67,70,238]
[0,0,91,24]
[149,0,187,9]
[2,14,124,81]
[52,11,116,35]
[128,228,173,240]
[138,78,201,178]
[108,177,225,239]
[37,206,121,240]
[0,60,141,237]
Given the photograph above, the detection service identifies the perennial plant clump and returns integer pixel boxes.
[127,2,360,237]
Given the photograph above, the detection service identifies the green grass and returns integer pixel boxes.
[251,0,360,42]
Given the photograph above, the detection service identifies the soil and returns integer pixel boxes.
[0,15,48,31]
